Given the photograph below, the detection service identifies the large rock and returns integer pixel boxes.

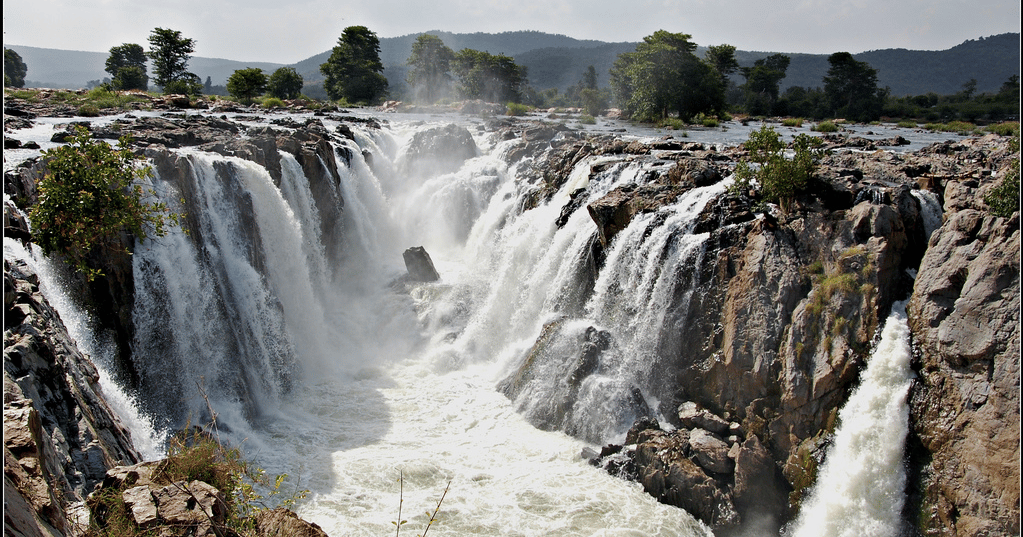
[399,123,478,176]
[4,260,140,537]
[907,208,1020,536]
[403,246,441,282]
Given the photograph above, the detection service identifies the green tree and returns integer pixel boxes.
[319,26,388,103]
[4,48,27,88]
[227,68,268,103]
[704,44,739,87]
[266,67,303,99]
[163,73,203,96]
[822,52,886,122]
[406,34,456,103]
[610,30,724,122]
[28,126,175,280]
[105,43,149,91]
[741,54,790,116]
[452,49,528,103]
[581,65,598,91]
[148,27,196,90]
[731,125,827,212]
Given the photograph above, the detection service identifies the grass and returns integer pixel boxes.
[5,87,153,114]
[896,120,918,129]
[923,121,978,135]
[812,121,840,133]
[782,118,804,128]
[986,121,1020,137]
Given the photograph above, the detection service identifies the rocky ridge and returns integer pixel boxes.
[3,103,1019,536]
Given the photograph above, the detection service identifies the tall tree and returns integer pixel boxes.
[266,67,304,99]
[822,52,886,121]
[105,43,148,91]
[581,65,598,91]
[406,34,456,103]
[452,49,528,103]
[741,54,790,115]
[704,44,739,87]
[147,28,196,89]
[227,68,267,103]
[319,26,388,103]
[4,48,27,88]
[610,30,724,122]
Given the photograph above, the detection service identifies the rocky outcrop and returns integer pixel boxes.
[399,123,478,177]
[5,259,140,537]
[403,246,441,282]
[513,128,1018,532]
[907,206,1019,535]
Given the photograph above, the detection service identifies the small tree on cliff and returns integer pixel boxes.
[266,67,304,99]
[406,34,456,104]
[105,43,149,91]
[227,68,268,103]
[320,26,388,104]
[731,125,827,212]
[28,126,176,280]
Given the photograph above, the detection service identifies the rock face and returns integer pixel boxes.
[4,259,140,537]
[512,127,1019,533]
[908,207,1020,536]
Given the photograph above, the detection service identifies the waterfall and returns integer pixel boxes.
[911,189,943,240]
[788,301,915,537]
[3,200,165,459]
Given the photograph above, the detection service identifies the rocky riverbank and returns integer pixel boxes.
[3,98,1019,536]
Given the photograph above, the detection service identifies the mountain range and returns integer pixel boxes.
[6,31,1020,98]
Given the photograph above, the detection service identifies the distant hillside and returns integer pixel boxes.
[6,32,1019,99]
[5,45,284,89]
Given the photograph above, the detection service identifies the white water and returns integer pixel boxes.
[102,121,716,536]
[789,301,915,537]
[3,199,166,460]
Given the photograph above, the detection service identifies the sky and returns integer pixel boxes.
[3,0,1021,64]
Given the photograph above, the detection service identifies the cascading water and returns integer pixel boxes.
[112,121,713,535]
[788,301,915,537]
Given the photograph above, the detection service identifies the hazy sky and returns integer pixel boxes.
[3,0,1020,64]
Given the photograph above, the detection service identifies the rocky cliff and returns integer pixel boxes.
[500,125,1019,534]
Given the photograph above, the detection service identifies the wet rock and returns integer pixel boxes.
[677,401,731,435]
[400,123,478,176]
[403,246,441,282]
[689,428,734,474]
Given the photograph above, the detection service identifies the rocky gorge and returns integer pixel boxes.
[3,95,1019,537]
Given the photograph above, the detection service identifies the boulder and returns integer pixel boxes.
[254,507,330,537]
[403,246,440,282]
[677,401,731,435]
[400,123,478,176]
[689,428,734,474]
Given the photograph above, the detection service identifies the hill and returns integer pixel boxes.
[6,32,1019,98]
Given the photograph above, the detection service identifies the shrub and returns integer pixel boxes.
[28,126,176,280]
[896,120,917,129]
[782,118,803,128]
[77,104,101,117]
[261,97,284,109]
[731,124,827,212]
[506,102,530,116]
[578,114,597,125]
[812,121,839,133]
[984,135,1020,217]
[659,117,686,130]
[987,122,1020,137]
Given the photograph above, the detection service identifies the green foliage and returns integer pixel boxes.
[27,126,175,280]
[227,68,268,104]
[105,44,148,91]
[505,101,530,116]
[922,121,977,134]
[782,118,803,127]
[812,121,839,132]
[741,53,791,116]
[823,52,887,121]
[265,67,303,99]
[77,104,101,117]
[987,122,1021,137]
[453,48,528,103]
[85,424,308,537]
[579,87,607,117]
[261,97,284,109]
[704,44,739,87]
[578,114,597,125]
[406,34,456,104]
[610,30,725,122]
[147,28,196,90]
[984,135,1020,218]
[320,26,389,104]
[897,120,918,128]
[731,125,827,211]
[5,48,28,88]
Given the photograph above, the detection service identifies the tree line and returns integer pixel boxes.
[5,26,1019,124]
